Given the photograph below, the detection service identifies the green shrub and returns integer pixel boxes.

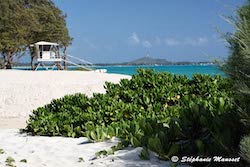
[24,69,240,162]
[223,0,250,135]
[240,135,250,163]
[5,156,15,167]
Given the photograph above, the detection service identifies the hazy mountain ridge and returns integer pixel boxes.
[122,56,172,65]
[95,56,214,66]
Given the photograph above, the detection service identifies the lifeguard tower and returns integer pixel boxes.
[30,41,105,72]
[30,41,64,70]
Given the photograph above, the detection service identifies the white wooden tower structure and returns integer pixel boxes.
[30,41,63,70]
[30,41,106,72]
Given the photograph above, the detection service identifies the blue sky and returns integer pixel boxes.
[51,0,246,63]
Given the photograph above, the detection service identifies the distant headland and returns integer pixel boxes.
[94,55,214,66]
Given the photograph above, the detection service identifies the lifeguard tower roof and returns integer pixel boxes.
[30,41,59,47]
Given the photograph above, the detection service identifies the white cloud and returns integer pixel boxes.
[128,32,140,45]
[164,37,208,46]
[128,33,152,48]
[82,38,97,49]
[184,37,208,46]
[197,37,208,44]
[165,38,180,46]
[128,34,208,48]
[184,38,196,46]
[142,40,152,48]
[154,36,162,45]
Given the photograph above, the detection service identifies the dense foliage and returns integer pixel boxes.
[225,0,250,80]
[240,135,250,163]
[0,0,72,69]
[224,0,250,122]
[223,1,250,165]
[24,69,240,164]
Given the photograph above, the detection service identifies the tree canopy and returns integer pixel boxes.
[0,0,72,69]
[224,1,250,164]
[223,0,250,116]
[225,0,250,82]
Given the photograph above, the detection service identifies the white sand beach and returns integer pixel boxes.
[0,129,172,167]
[0,70,178,167]
[0,70,130,128]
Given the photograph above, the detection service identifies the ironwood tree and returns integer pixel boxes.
[0,0,72,69]
[224,2,250,162]
[27,0,72,69]
[225,0,250,82]
[225,1,250,164]
[224,0,250,117]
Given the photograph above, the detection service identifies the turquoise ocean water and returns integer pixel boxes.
[14,65,225,78]
[93,65,225,77]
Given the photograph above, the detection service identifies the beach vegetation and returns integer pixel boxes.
[0,0,72,69]
[95,142,123,158]
[224,0,250,83]
[0,148,4,154]
[24,69,240,165]
[5,156,15,167]
[20,159,27,163]
[240,135,250,163]
[223,1,250,165]
[78,157,84,162]
[223,0,250,127]
[139,147,150,160]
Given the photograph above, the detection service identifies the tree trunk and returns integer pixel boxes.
[31,56,35,70]
[3,52,14,69]
[63,46,67,70]
[29,46,36,70]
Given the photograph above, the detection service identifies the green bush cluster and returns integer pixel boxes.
[240,135,250,163]
[24,69,240,161]
[223,1,250,165]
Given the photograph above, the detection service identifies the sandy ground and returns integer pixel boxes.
[0,129,174,167]
[0,70,131,128]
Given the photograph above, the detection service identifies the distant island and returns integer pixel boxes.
[94,55,214,66]
[121,56,172,65]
